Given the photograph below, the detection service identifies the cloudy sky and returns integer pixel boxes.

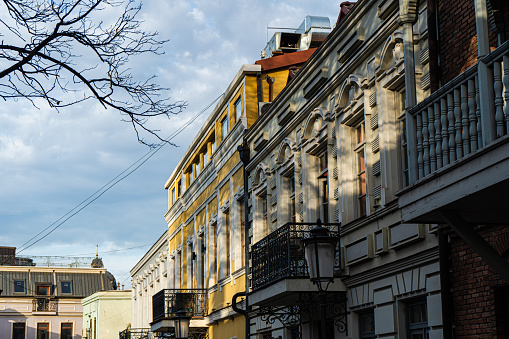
[0,0,341,287]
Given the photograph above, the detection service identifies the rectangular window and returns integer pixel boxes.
[234,98,242,123]
[240,200,245,266]
[225,212,231,276]
[213,225,218,284]
[61,323,72,339]
[359,310,375,339]
[61,281,72,294]
[287,173,296,223]
[318,152,329,222]
[172,187,176,204]
[12,323,25,339]
[355,122,367,217]
[177,179,181,197]
[221,116,228,141]
[14,280,25,293]
[36,285,51,296]
[37,323,49,339]
[407,299,429,339]
[196,158,201,178]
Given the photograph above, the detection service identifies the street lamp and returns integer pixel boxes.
[303,218,338,339]
[171,310,191,339]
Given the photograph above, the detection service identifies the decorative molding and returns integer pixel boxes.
[370,111,379,130]
[420,46,429,65]
[197,224,205,236]
[209,214,218,226]
[421,72,431,91]
[372,135,380,153]
[254,131,269,152]
[234,186,245,201]
[277,101,296,126]
[303,66,329,99]
[372,160,381,176]
[337,28,365,64]
[187,235,193,246]
[369,90,377,108]
[374,227,389,254]
[220,200,230,213]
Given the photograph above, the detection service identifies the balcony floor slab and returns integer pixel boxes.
[398,135,509,225]
[249,278,346,307]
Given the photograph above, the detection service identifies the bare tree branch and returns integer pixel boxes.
[0,0,186,147]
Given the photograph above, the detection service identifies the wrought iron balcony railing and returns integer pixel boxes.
[251,222,341,291]
[32,297,57,312]
[152,289,208,322]
[119,328,152,339]
[406,40,509,184]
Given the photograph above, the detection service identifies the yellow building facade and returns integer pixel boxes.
[157,50,316,339]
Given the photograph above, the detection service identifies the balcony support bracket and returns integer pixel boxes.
[438,210,509,283]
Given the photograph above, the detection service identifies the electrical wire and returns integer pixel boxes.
[14,93,223,256]
[1,93,223,268]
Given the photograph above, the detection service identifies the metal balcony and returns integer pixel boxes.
[399,41,509,225]
[119,328,152,339]
[151,289,208,333]
[32,297,57,312]
[249,222,345,306]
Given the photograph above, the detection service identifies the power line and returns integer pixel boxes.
[15,93,223,255]
[61,244,153,257]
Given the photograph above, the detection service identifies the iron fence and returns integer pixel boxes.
[32,297,57,312]
[152,289,208,322]
[251,222,340,291]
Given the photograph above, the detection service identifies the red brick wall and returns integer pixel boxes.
[443,225,509,338]
[436,0,498,84]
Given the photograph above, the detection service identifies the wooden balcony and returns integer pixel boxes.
[398,41,509,226]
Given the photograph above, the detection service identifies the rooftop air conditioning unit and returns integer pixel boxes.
[258,102,271,116]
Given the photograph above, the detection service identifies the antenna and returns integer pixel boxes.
[95,245,98,258]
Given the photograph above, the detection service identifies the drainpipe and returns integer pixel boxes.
[439,230,453,338]
[427,0,440,92]
[234,135,251,338]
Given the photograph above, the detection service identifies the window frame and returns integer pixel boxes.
[225,211,231,277]
[354,121,367,218]
[37,323,50,339]
[221,115,228,142]
[358,310,375,339]
[60,281,72,294]
[36,284,52,296]
[14,280,25,294]
[406,298,429,338]
[317,151,329,222]
[60,322,73,339]
[12,322,25,339]
[234,97,242,123]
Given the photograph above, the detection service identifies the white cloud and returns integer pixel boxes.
[0,0,341,281]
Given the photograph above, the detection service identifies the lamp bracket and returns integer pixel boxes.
[298,292,348,334]
[254,305,301,338]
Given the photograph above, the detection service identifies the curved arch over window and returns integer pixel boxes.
[336,74,366,111]
[276,137,298,165]
[378,30,404,73]
[302,107,328,142]
[252,162,271,187]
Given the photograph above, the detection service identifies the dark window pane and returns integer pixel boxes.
[61,281,72,294]
[61,323,72,339]
[13,323,25,339]
[409,302,427,324]
[14,280,25,293]
[37,323,49,339]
